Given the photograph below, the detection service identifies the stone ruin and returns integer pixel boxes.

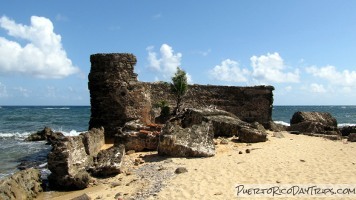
[88,53,275,141]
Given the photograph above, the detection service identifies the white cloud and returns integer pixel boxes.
[147,44,189,81]
[0,15,79,79]
[306,65,356,87]
[209,59,249,82]
[310,83,327,93]
[250,52,299,83]
[0,82,8,98]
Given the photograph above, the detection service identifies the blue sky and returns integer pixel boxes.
[1,1,356,105]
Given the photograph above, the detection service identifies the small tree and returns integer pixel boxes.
[171,67,188,114]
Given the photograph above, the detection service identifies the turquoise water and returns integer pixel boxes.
[0,105,355,179]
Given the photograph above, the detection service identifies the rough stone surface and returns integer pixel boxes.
[82,128,105,156]
[238,127,267,143]
[88,53,152,140]
[348,133,356,142]
[70,193,91,200]
[0,168,42,200]
[268,121,287,132]
[115,120,161,151]
[47,128,105,189]
[158,110,215,157]
[340,126,356,137]
[25,127,65,145]
[290,111,337,127]
[90,145,125,177]
[289,112,339,135]
[88,53,274,140]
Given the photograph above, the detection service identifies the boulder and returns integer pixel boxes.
[340,126,356,137]
[0,168,42,200]
[158,108,241,157]
[239,127,267,143]
[25,127,65,145]
[158,119,215,157]
[290,111,337,127]
[289,112,339,135]
[115,120,162,151]
[267,121,287,132]
[348,133,356,142]
[118,131,159,151]
[180,108,251,137]
[82,128,105,156]
[89,144,125,177]
[48,127,105,190]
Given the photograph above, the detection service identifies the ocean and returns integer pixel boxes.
[0,105,355,180]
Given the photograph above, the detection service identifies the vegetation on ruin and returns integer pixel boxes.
[170,67,188,114]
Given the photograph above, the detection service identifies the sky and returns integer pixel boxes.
[1,1,356,105]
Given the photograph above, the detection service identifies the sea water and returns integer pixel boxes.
[0,106,90,179]
[0,105,355,179]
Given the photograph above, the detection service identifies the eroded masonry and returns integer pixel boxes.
[88,53,274,139]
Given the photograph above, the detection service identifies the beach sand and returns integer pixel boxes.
[36,131,356,200]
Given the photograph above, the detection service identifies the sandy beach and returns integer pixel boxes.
[36,131,356,200]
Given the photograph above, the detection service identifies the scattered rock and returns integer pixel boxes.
[158,109,216,157]
[71,193,91,200]
[134,158,145,166]
[48,127,105,189]
[348,133,356,142]
[268,121,287,132]
[25,127,65,145]
[175,167,188,174]
[220,139,229,144]
[114,192,122,199]
[90,144,125,177]
[0,168,43,200]
[111,182,121,188]
[115,120,161,151]
[300,159,306,162]
[340,126,356,137]
[239,151,243,154]
[245,149,251,153]
[126,150,136,155]
[238,127,267,143]
[214,192,223,195]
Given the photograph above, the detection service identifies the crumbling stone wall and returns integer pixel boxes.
[88,53,152,139]
[89,53,274,139]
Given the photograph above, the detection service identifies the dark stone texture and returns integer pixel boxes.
[0,168,42,200]
[289,112,340,135]
[290,111,337,127]
[348,133,356,142]
[25,127,65,145]
[340,126,356,137]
